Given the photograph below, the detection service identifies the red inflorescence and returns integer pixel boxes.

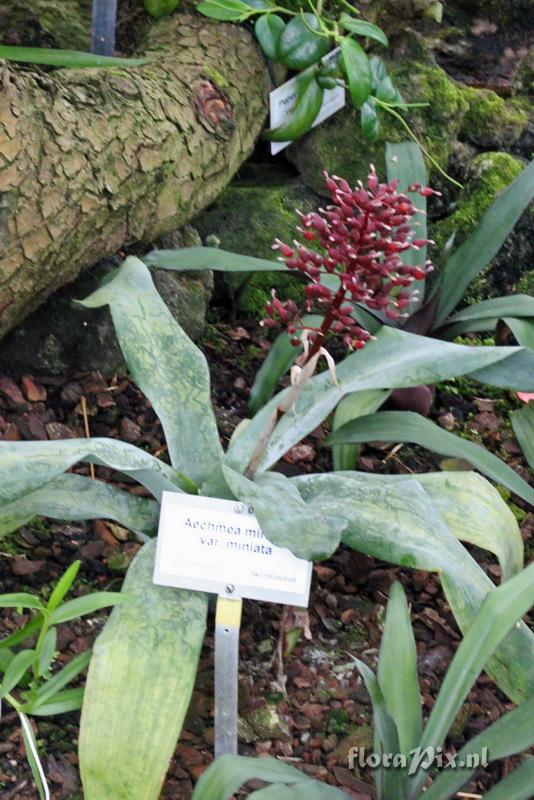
[264,167,439,353]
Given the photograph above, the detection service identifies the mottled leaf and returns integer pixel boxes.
[78,257,222,486]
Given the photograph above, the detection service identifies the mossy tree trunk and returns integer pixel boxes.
[0,9,270,338]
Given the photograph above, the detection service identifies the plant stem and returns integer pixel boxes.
[376,99,463,189]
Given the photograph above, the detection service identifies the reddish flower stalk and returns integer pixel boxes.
[263,167,439,362]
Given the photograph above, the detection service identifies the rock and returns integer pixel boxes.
[193,174,320,316]
[0,376,29,410]
[0,227,213,377]
[243,704,291,740]
[21,375,47,402]
[460,87,528,149]
[286,59,469,195]
[431,151,532,300]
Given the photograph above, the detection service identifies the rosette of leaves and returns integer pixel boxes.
[196,0,399,143]
[193,571,534,799]
[2,243,534,797]
[148,147,534,481]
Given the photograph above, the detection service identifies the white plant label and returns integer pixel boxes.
[269,48,345,156]
[153,492,312,606]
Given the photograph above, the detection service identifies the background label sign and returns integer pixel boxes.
[269,48,345,155]
[153,492,312,606]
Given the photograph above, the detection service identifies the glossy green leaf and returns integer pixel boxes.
[339,14,388,46]
[196,0,253,21]
[50,592,126,625]
[0,650,35,698]
[434,159,534,327]
[511,403,534,470]
[31,687,85,717]
[248,315,323,415]
[192,754,350,800]
[378,582,422,757]
[341,37,372,108]
[327,410,534,506]
[31,651,91,710]
[423,693,534,800]
[386,142,428,312]
[332,390,389,471]
[407,559,534,797]
[0,45,148,68]
[265,70,324,142]
[0,437,185,506]
[223,467,346,559]
[0,593,44,611]
[144,246,286,273]
[144,0,180,17]
[0,473,159,540]
[277,14,330,70]
[236,326,532,475]
[483,758,534,800]
[79,541,208,800]
[292,471,534,703]
[376,75,399,103]
[78,256,222,486]
[360,99,380,141]
[0,649,15,673]
[369,55,388,89]
[18,711,50,800]
[37,628,57,678]
[255,14,285,60]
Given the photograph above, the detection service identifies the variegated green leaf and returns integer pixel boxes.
[292,471,534,703]
[78,256,222,486]
[0,437,184,505]
[232,326,533,475]
[222,467,346,560]
[511,403,534,470]
[326,410,534,507]
[0,474,159,540]
[79,540,208,800]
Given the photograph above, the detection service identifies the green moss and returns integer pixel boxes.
[287,60,469,193]
[460,87,527,148]
[194,180,319,316]
[517,269,534,296]
[202,65,231,90]
[431,152,523,293]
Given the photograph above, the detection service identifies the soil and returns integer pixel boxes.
[0,316,533,800]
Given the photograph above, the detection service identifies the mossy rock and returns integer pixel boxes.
[431,152,533,301]
[286,60,469,195]
[460,87,528,149]
[193,177,321,316]
[0,226,213,377]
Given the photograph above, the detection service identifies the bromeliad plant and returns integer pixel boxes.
[192,566,534,800]
[147,145,534,494]
[0,561,125,800]
[2,248,534,797]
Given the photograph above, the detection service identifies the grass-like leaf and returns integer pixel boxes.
[0,45,148,68]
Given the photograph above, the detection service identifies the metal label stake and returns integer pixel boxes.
[214,594,243,757]
[91,0,118,55]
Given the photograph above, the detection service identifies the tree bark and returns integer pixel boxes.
[0,11,270,338]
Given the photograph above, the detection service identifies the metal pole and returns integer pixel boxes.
[91,0,118,56]
[214,596,243,757]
